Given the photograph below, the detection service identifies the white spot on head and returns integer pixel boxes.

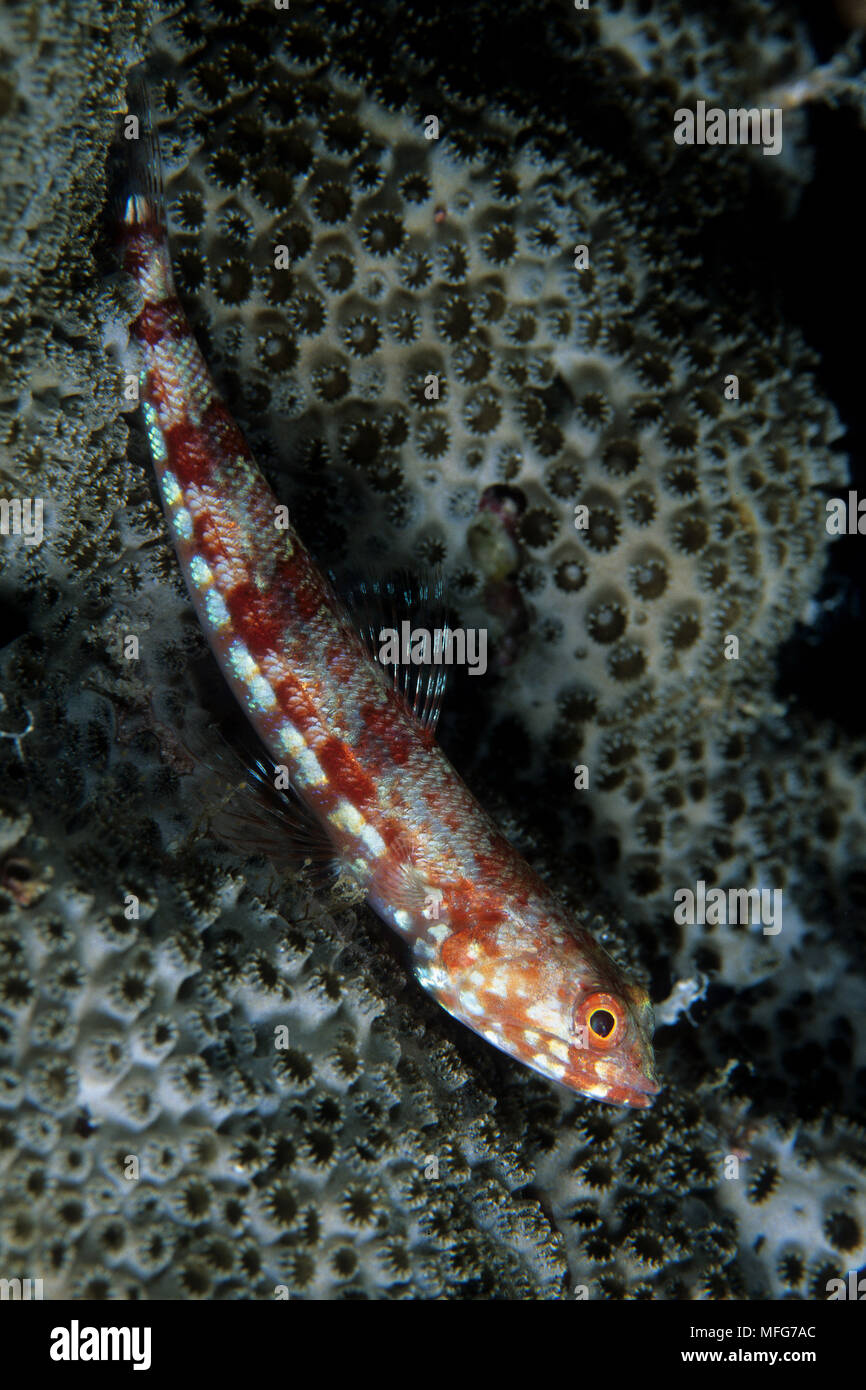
[594,1059,618,1083]
[527,1001,558,1030]
[478,1024,505,1045]
[539,1056,567,1080]
[416,965,448,993]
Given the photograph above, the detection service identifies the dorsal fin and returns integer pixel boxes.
[337,567,450,736]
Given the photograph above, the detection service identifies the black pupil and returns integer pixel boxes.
[590,1009,615,1038]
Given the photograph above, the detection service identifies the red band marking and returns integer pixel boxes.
[317,737,377,806]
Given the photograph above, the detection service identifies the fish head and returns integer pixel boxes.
[432,920,660,1107]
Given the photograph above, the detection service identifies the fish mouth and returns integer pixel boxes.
[557,1042,661,1109]
[608,1065,661,1109]
[605,1040,661,1108]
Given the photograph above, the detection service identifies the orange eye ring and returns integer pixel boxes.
[574,992,624,1049]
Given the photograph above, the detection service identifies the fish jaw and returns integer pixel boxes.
[417,929,660,1108]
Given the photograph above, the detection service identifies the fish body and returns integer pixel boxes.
[114,91,659,1108]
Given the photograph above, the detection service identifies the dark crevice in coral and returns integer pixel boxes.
[772,98,865,732]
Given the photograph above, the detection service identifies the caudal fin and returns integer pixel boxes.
[107,67,167,236]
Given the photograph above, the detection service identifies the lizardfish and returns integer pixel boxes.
[113,81,659,1107]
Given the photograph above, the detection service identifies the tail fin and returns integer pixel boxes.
[107,67,167,236]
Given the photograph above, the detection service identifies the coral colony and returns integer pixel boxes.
[0,0,864,1302]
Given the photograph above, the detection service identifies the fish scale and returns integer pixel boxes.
[114,93,660,1107]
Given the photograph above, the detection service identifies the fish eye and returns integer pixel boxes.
[574,991,624,1049]
[589,1008,615,1039]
